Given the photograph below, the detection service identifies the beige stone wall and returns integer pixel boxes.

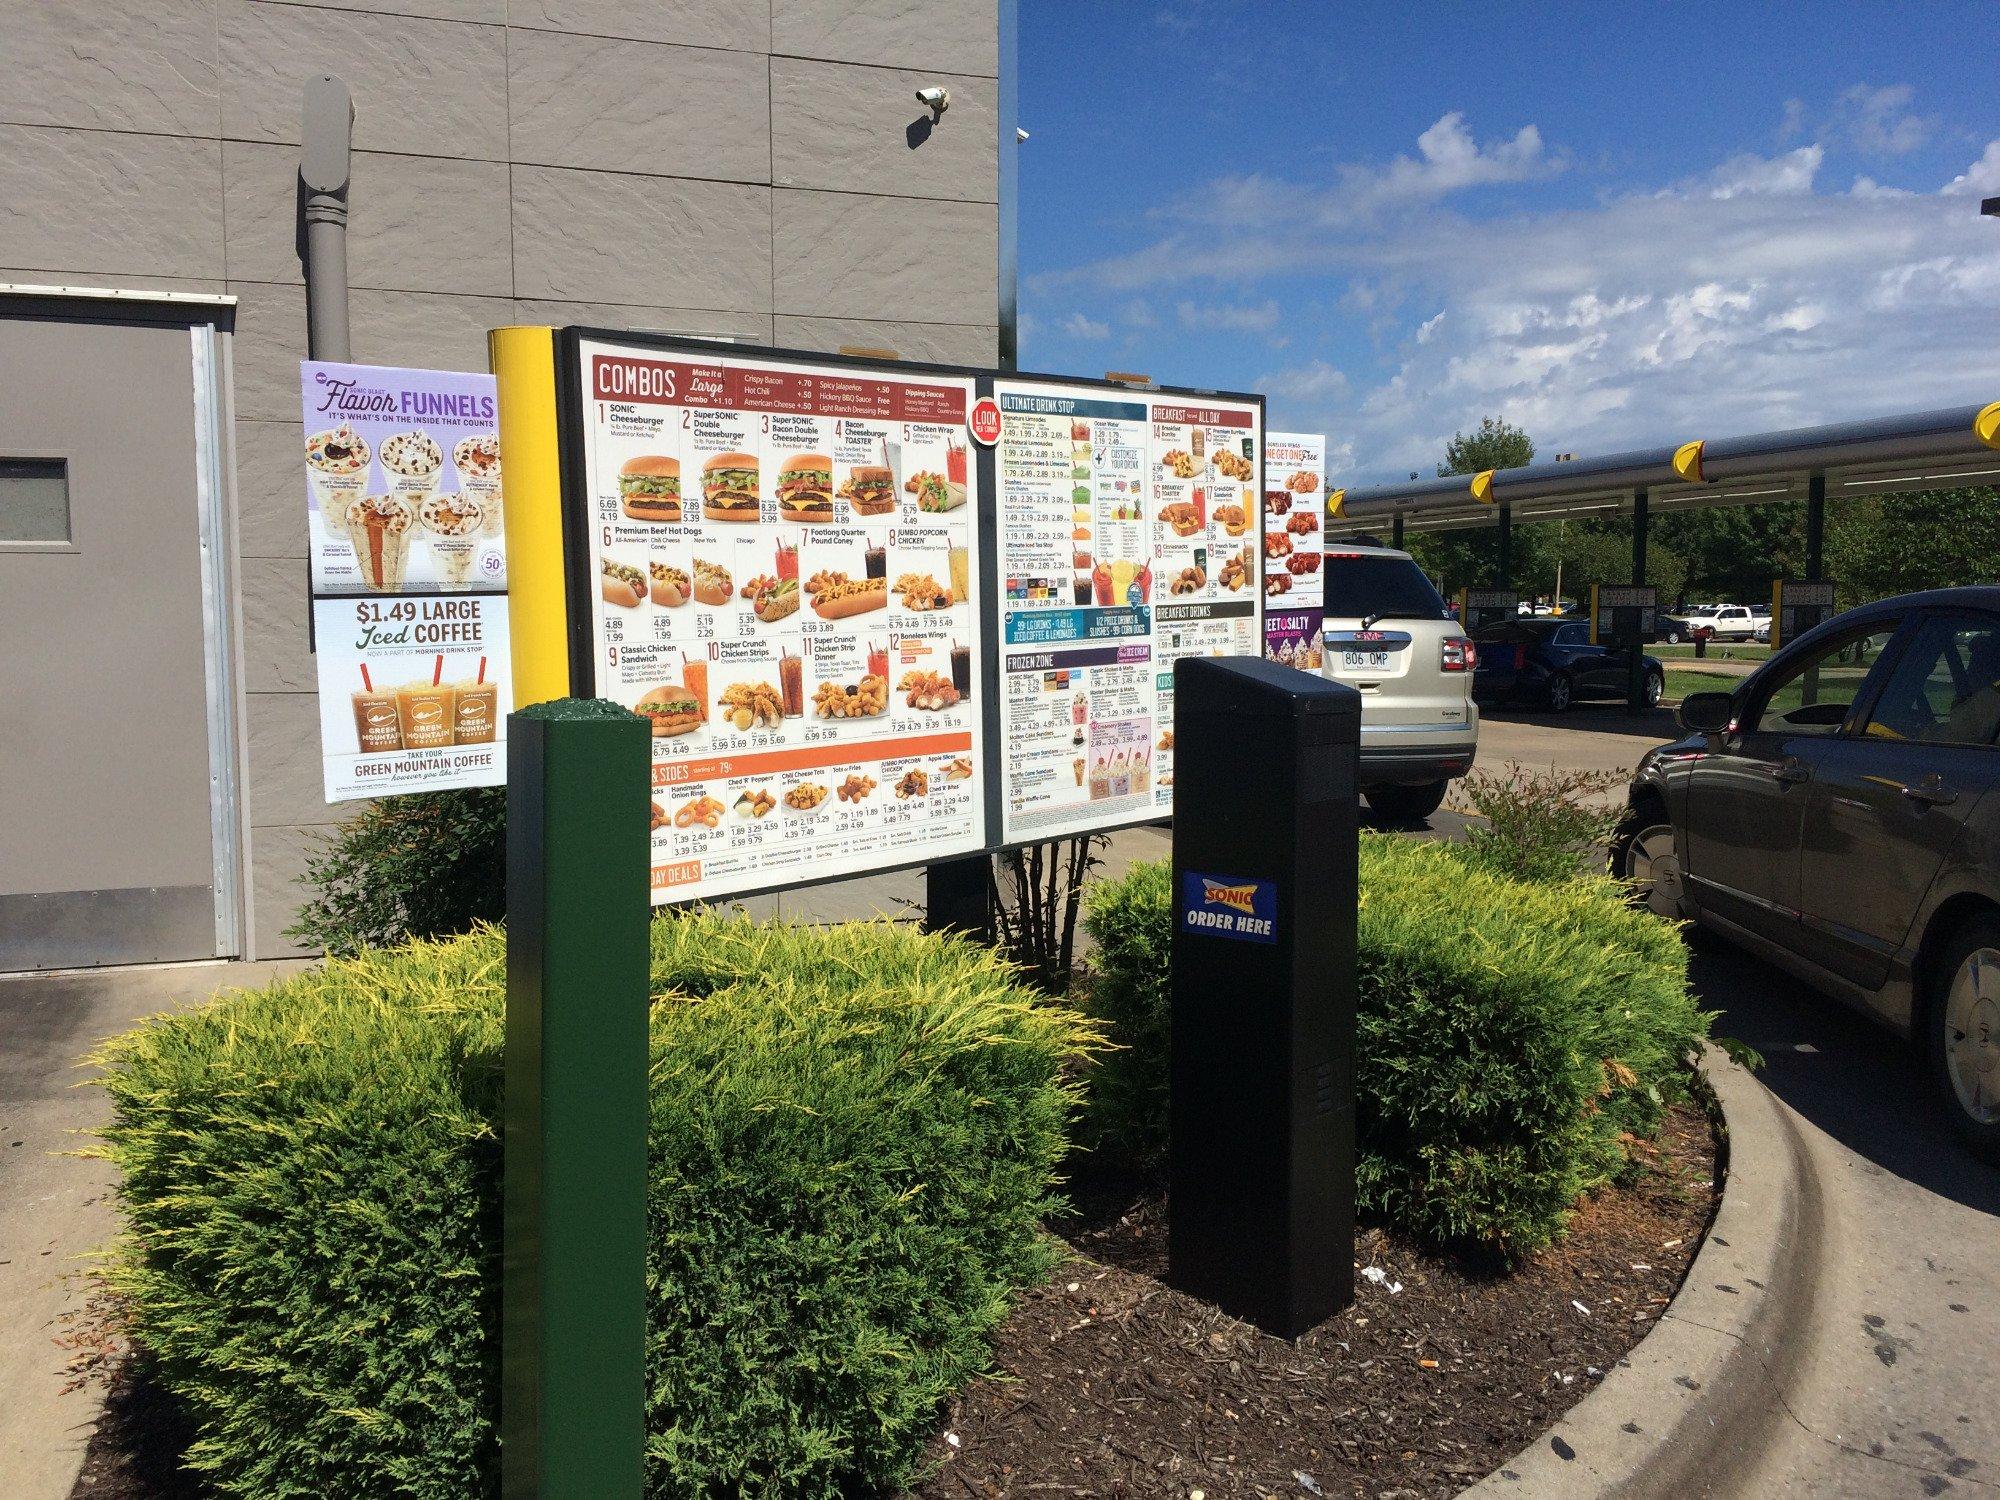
[0,0,1000,956]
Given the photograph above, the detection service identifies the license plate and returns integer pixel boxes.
[1341,650,1391,672]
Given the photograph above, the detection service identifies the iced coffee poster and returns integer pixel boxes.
[301,361,507,596]
[1262,431,1326,667]
[571,336,986,906]
[990,379,1262,843]
[313,595,510,801]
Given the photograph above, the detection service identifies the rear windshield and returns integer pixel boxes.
[1321,555,1451,621]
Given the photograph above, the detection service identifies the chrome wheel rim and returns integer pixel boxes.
[1549,677,1570,710]
[1646,674,1663,707]
[1944,948,2000,1125]
[1622,823,1681,917]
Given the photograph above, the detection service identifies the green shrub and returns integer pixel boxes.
[1448,762,1629,883]
[93,916,1096,1497]
[1079,838,1708,1254]
[286,787,507,955]
[1078,861,1173,1171]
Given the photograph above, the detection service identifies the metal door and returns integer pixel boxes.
[0,311,240,969]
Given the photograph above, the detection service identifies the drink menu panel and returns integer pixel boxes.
[992,379,1261,843]
[573,338,986,905]
[1262,431,1327,673]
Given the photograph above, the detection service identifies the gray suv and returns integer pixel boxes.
[1614,587,2000,1162]
[1320,545,1478,821]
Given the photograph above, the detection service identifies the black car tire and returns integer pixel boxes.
[1925,915,2000,1166]
[1612,812,1682,919]
[1664,628,1683,644]
[1365,781,1450,824]
[1545,673,1573,713]
[1645,669,1664,708]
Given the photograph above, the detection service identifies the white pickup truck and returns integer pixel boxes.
[1679,603,1758,641]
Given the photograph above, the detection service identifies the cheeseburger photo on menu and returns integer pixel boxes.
[702,451,760,522]
[775,452,834,523]
[840,464,896,516]
[619,455,681,522]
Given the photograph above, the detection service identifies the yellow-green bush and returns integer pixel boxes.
[93,915,1097,1497]
[1081,836,1709,1253]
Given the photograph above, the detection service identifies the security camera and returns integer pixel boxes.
[1016,127,1031,143]
[915,86,951,121]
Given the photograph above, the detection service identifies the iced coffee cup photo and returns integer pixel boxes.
[452,433,503,537]
[395,660,456,751]
[350,663,402,756]
[450,662,499,745]
[342,493,417,592]
[419,491,485,590]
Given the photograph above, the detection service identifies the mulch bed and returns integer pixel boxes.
[908,1100,1718,1500]
[68,1104,1714,1500]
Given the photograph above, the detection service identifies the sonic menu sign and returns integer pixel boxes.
[568,334,987,905]
[990,377,1263,843]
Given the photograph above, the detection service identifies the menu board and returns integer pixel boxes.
[991,379,1262,843]
[302,360,511,802]
[1261,431,1326,672]
[570,336,986,905]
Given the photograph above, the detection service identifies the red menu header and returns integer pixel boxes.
[592,354,966,423]
[1153,403,1255,428]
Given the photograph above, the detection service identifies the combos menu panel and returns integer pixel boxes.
[572,337,986,905]
[992,379,1263,844]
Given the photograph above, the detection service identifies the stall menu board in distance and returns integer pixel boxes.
[1261,432,1326,671]
[572,337,987,905]
[992,379,1262,843]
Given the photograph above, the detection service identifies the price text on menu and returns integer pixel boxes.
[573,338,987,905]
[992,379,1263,843]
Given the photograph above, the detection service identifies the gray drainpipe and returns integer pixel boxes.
[299,74,354,362]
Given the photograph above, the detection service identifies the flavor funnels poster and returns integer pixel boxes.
[302,360,512,802]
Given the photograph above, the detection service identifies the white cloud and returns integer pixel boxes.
[1059,311,1110,340]
[1942,140,2000,196]
[1689,145,1823,199]
[1176,298,1280,332]
[1256,358,1350,402]
[1834,83,1929,156]
[1028,112,2000,483]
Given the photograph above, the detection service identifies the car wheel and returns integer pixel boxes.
[1365,781,1450,824]
[1645,670,1664,708]
[1665,628,1682,644]
[1613,814,1683,919]
[1546,673,1573,713]
[1927,916,2000,1165]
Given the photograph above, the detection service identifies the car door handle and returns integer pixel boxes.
[1770,758,1812,785]
[1902,778,1958,808]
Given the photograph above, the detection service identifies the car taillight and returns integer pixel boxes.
[1441,637,1475,672]
[1512,644,1526,670]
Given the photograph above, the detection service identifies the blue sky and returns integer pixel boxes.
[1017,2,2000,483]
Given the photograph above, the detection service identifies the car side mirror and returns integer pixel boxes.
[1678,691,1734,735]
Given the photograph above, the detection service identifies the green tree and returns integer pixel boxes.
[1652,505,1804,608]
[1405,416,1542,595]
[1824,487,2000,607]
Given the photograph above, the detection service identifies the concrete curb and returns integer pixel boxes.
[1462,1043,1824,1498]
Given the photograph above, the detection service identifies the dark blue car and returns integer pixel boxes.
[1472,617,1664,712]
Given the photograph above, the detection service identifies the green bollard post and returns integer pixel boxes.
[503,698,649,1498]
